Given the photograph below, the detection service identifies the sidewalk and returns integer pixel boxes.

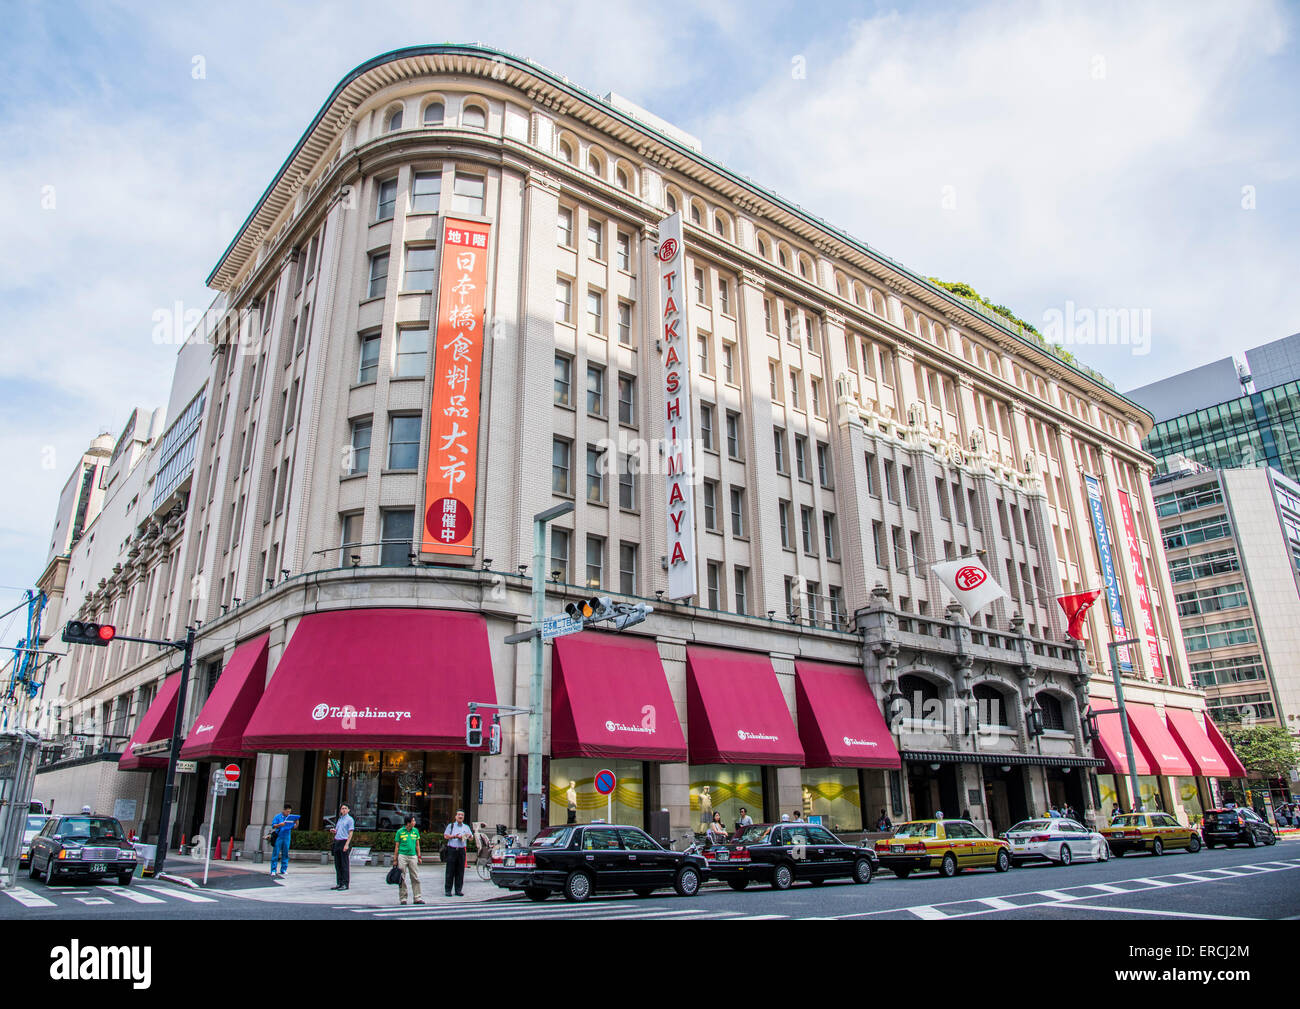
[159,853,501,906]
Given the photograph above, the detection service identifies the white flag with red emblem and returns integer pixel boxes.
[930,557,1007,616]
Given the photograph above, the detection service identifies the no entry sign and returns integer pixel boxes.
[593,769,617,796]
[224,764,241,783]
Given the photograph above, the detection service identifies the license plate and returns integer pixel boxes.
[90,864,107,873]
[891,845,904,853]
[1013,843,1026,849]
[504,856,515,867]
[716,851,729,861]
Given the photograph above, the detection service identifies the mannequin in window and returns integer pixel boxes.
[566,782,578,825]
[698,786,713,827]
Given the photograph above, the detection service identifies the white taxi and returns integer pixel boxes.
[1003,818,1110,867]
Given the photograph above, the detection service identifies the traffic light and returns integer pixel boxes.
[611,603,653,631]
[564,596,615,623]
[466,712,483,748]
[63,621,116,647]
[488,715,502,755]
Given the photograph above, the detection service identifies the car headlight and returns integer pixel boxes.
[58,849,80,860]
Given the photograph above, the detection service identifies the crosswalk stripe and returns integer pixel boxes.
[1037,889,1083,902]
[2,887,56,908]
[1171,873,1214,882]
[75,897,111,905]
[908,905,948,920]
[979,897,1017,910]
[139,885,218,903]
[1085,883,1129,893]
[1130,877,1174,887]
[732,914,788,920]
[101,886,166,904]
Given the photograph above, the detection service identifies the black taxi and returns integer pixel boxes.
[701,822,876,890]
[490,823,706,902]
[28,814,139,886]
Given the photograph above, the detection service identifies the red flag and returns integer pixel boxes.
[1058,589,1102,640]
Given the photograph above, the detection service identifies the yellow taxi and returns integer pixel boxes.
[1100,812,1202,857]
[873,819,1012,878]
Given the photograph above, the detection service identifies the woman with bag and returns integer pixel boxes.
[392,815,423,905]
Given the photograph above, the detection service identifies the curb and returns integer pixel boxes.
[157,872,201,889]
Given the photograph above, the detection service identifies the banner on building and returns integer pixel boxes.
[1084,474,1132,671]
[657,212,698,600]
[1116,489,1164,680]
[930,557,1007,616]
[422,218,491,556]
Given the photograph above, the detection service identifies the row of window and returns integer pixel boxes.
[550,440,640,510]
[1174,581,1248,618]
[1167,546,1239,583]
[1181,617,1257,653]
[553,356,637,423]
[1189,653,1266,688]
[546,528,641,594]
[783,577,848,628]
[1153,482,1223,518]
[383,95,486,134]
[554,283,635,343]
[1162,514,1232,550]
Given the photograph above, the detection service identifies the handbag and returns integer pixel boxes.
[386,865,402,885]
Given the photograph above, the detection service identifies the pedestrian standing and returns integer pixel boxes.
[876,809,892,831]
[330,804,354,891]
[791,810,803,822]
[393,814,423,906]
[735,808,753,836]
[269,803,295,879]
[443,809,473,896]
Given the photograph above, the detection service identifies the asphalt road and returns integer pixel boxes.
[4,840,1298,920]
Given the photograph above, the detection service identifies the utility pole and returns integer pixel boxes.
[1107,638,1143,812]
[527,502,572,842]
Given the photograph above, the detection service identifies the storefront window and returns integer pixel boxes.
[1137,775,1165,813]
[690,765,763,833]
[548,759,644,828]
[1096,774,1121,820]
[802,768,863,832]
[320,750,464,832]
[1176,777,1204,824]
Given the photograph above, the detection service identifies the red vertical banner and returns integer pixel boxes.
[1116,489,1163,679]
[422,218,491,556]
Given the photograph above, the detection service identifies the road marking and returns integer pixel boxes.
[2,887,56,908]
[75,897,111,905]
[1084,883,1130,893]
[733,914,789,920]
[979,897,1017,910]
[1130,877,1174,887]
[139,885,218,903]
[1037,889,1083,902]
[908,905,949,920]
[1171,873,1214,882]
[1048,902,1257,921]
[101,886,165,904]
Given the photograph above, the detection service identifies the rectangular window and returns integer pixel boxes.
[779,500,792,548]
[730,486,745,537]
[586,364,605,415]
[349,419,371,474]
[892,526,906,570]
[618,454,637,510]
[726,411,742,459]
[795,436,809,481]
[387,415,421,470]
[394,327,429,378]
[873,520,885,567]
[707,562,721,609]
[829,586,845,629]
[619,543,638,595]
[550,527,570,582]
[404,247,437,291]
[586,446,606,503]
[810,378,823,416]
[367,253,389,298]
[585,535,604,588]
[552,438,571,495]
[884,460,899,503]
[699,403,715,451]
[734,566,748,614]
[902,466,917,508]
[968,489,982,531]
[587,289,603,334]
[807,581,821,624]
[451,172,485,214]
[698,333,711,375]
[284,379,299,434]
[618,374,635,425]
[718,279,730,314]
[817,442,832,488]
[722,342,735,384]
[411,171,441,214]
[695,267,706,304]
[555,279,572,323]
[703,480,718,531]
[617,301,632,346]
[587,219,604,260]
[773,428,787,473]
[376,178,398,221]
[554,354,572,406]
[789,368,801,409]
[801,506,816,555]
[823,512,838,558]
[764,300,775,334]
[616,231,631,271]
[380,509,414,567]
[557,206,574,247]
[340,513,363,567]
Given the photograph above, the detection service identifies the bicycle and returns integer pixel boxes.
[475,824,517,880]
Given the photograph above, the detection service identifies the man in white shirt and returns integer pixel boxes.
[331,804,354,891]
[443,809,473,896]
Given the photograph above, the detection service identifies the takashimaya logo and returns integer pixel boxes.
[954,565,987,591]
[737,729,778,742]
[842,736,880,748]
[311,703,330,721]
[193,723,215,735]
[657,237,678,262]
[311,703,410,725]
[605,705,657,734]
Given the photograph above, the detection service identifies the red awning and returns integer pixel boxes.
[242,609,496,750]
[685,646,803,765]
[794,661,901,769]
[180,636,269,760]
[118,674,182,771]
[1203,715,1248,778]
[551,631,686,761]
[1125,703,1195,776]
[1164,708,1233,778]
[1092,710,1153,776]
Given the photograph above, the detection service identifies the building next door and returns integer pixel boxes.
[982,765,1029,833]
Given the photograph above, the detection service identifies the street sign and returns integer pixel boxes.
[542,614,584,641]
[175,761,197,774]
[212,779,228,795]
[224,764,240,783]
[594,769,617,796]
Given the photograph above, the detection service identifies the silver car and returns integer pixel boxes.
[1004,818,1110,866]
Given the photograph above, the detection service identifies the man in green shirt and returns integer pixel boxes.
[393,815,423,905]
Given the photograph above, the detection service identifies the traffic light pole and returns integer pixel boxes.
[152,625,196,875]
[1107,637,1143,813]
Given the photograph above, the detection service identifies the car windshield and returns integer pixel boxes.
[530,827,572,848]
[737,825,773,844]
[26,816,47,833]
[58,817,125,841]
[1009,820,1052,832]
[1110,815,1145,827]
[893,822,938,838]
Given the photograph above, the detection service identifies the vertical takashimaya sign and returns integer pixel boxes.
[1116,489,1163,680]
[1084,474,1132,672]
[422,218,492,556]
[658,213,697,600]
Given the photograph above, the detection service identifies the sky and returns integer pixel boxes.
[1,0,1297,641]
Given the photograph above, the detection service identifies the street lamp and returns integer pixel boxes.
[1108,637,1144,812]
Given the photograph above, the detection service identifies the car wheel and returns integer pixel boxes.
[1098,842,1110,862]
[562,871,593,903]
[1112,847,1125,857]
[634,888,656,898]
[1266,832,1277,846]
[853,858,874,884]
[42,858,58,886]
[1226,841,1235,848]
[727,878,749,891]
[1151,839,1163,857]
[673,866,701,897]
[118,873,134,886]
[1188,834,1201,853]
[771,862,794,890]
[1058,844,1072,867]
[939,853,958,878]
[28,859,40,880]
[995,849,1011,873]
[892,868,912,879]
[1247,831,1258,848]
[524,887,551,901]
[1205,840,1216,849]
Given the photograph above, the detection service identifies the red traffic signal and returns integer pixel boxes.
[466,713,483,748]
[63,621,117,647]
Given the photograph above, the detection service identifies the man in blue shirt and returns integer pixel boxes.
[269,803,296,879]
[331,804,355,891]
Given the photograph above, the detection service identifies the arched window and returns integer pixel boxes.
[871,290,886,316]
[903,307,916,333]
[558,139,574,164]
[1037,693,1066,731]
[616,166,630,190]
[798,255,810,279]
[588,151,604,176]
[778,247,788,269]
[423,101,445,126]
[714,212,727,237]
[462,103,487,129]
[835,274,846,297]
[973,684,1012,727]
[757,235,769,259]
[853,282,865,306]
[666,190,678,212]
[385,107,404,132]
[690,201,703,225]
[898,674,941,703]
